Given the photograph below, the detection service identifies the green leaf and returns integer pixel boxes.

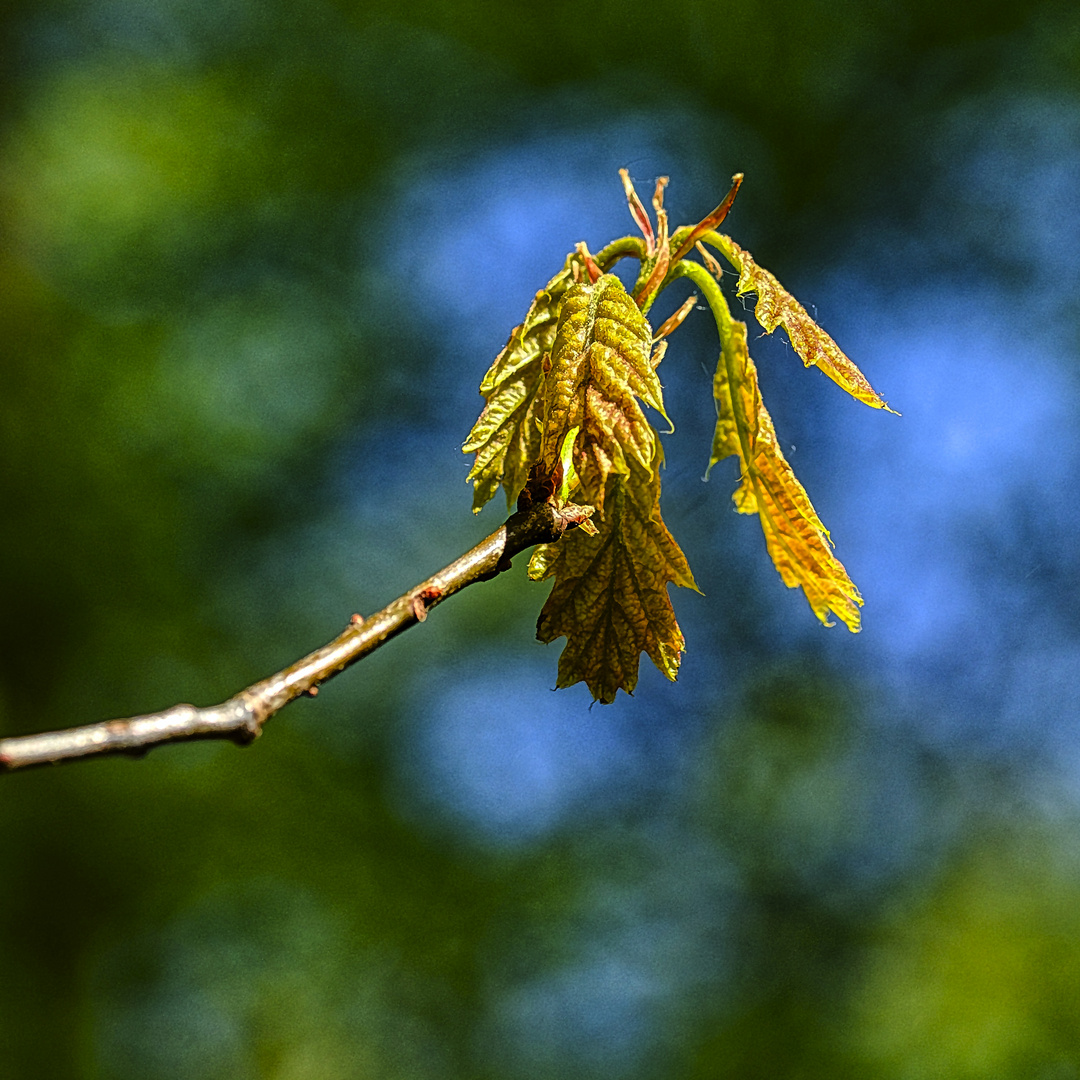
[711,315,863,630]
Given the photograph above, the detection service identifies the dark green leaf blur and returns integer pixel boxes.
[4,1,1080,1076]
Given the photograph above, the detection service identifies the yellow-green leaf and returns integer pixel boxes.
[706,233,896,413]
[529,460,697,703]
[524,272,695,701]
[538,273,670,514]
[463,259,575,511]
[710,313,863,631]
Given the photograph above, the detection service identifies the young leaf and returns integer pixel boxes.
[529,459,697,703]
[463,259,576,511]
[538,273,671,515]
[707,292,863,631]
[526,271,696,701]
[705,233,896,413]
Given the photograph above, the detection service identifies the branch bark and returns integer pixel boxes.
[0,498,588,773]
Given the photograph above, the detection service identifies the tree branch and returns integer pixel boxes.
[0,499,588,773]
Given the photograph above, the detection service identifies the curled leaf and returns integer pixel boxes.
[709,312,863,631]
[463,259,576,511]
[634,189,670,307]
[669,173,744,262]
[529,460,697,703]
[706,233,896,413]
[654,294,697,342]
[619,168,656,254]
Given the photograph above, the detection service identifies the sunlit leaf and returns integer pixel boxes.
[706,233,896,413]
[529,459,696,703]
[524,272,696,701]
[462,258,575,511]
[538,273,670,515]
[709,310,863,631]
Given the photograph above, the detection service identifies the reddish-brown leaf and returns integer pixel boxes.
[529,459,696,702]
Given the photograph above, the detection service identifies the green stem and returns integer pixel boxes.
[669,259,758,476]
[595,235,646,270]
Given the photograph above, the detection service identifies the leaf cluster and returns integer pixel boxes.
[465,173,894,701]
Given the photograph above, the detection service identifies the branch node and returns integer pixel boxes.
[232,698,265,744]
[554,502,596,535]
[232,721,261,747]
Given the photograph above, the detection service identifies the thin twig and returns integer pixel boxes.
[0,499,587,773]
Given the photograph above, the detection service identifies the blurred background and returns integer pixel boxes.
[3,0,1080,1076]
